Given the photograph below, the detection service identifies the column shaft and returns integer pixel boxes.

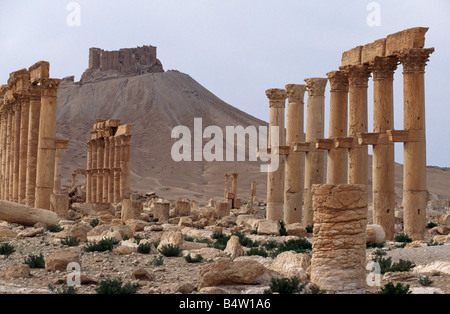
[103,137,109,203]
[18,96,30,203]
[86,141,92,203]
[96,139,104,203]
[91,140,98,203]
[113,136,121,203]
[26,88,41,206]
[120,135,131,200]
[108,137,114,203]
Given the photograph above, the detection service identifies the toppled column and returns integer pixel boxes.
[265,88,287,221]
[0,199,58,226]
[326,71,349,184]
[311,184,368,294]
[284,84,306,224]
[304,78,327,227]
[341,65,371,186]
[396,47,434,240]
[35,78,61,210]
[369,56,398,240]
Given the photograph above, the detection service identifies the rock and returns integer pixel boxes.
[157,230,184,251]
[131,268,154,281]
[433,234,450,243]
[174,200,191,217]
[125,219,149,232]
[178,217,193,227]
[45,249,80,272]
[196,257,276,289]
[215,201,231,218]
[189,248,228,261]
[69,223,91,241]
[175,283,195,294]
[72,203,97,217]
[236,215,260,229]
[383,271,416,281]
[224,235,243,260]
[269,251,311,281]
[414,261,450,276]
[87,224,133,241]
[0,228,18,238]
[285,223,307,237]
[198,286,229,294]
[429,226,450,235]
[366,224,386,246]
[439,214,450,226]
[145,225,164,232]
[3,265,30,279]
[113,245,134,255]
[410,287,445,294]
[257,220,280,236]
[18,227,44,238]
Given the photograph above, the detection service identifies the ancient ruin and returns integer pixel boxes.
[85,119,131,204]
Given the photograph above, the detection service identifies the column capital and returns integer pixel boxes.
[285,84,306,104]
[29,85,42,101]
[266,88,287,108]
[339,64,371,88]
[304,78,328,96]
[370,56,399,81]
[326,71,349,92]
[41,79,61,97]
[118,134,132,146]
[396,48,435,73]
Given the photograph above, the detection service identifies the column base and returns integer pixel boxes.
[50,193,69,220]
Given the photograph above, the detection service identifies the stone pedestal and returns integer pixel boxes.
[50,193,69,220]
[174,200,190,216]
[311,184,368,294]
[326,71,349,185]
[284,84,306,224]
[154,201,170,222]
[265,88,287,222]
[215,201,231,218]
[304,78,327,227]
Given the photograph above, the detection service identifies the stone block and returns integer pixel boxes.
[341,46,363,66]
[385,27,428,56]
[361,38,386,64]
[29,61,50,84]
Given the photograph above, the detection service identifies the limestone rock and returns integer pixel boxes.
[0,228,18,238]
[45,249,80,272]
[113,245,134,255]
[87,224,133,242]
[125,219,149,232]
[196,257,276,289]
[438,214,450,226]
[224,235,243,260]
[198,286,229,294]
[188,248,228,261]
[414,261,450,276]
[175,283,195,294]
[366,224,386,246]
[131,268,154,281]
[157,230,184,251]
[269,251,311,281]
[178,217,193,227]
[3,265,30,279]
[18,227,44,238]
[257,220,280,236]
[285,223,307,237]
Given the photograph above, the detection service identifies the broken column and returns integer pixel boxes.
[396,47,434,240]
[311,184,368,294]
[284,84,306,224]
[303,78,327,227]
[325,71,349,184]
[251,181,256,205]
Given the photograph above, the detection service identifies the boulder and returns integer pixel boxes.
[157,230,184,251]
[285,223,307,238]
[366,224,386,246]
[224,235,243,260]
[269,251,311,281]
[257,220,280,236]
[3,265,30,279]
[45,249,80,272]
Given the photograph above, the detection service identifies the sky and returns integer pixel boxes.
[0,0,449,167]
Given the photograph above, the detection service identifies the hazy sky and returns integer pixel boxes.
[0,0,449,167]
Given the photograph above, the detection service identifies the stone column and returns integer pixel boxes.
[5,106,13,201]
[86,141,92,203]
[108,136,115,203]
[119,134,131,200]
[370,56,398,240]
[311,184,368,294]
[0,106,7,200]
[265,88,287,222]
[96,138,104,203]
[341,65,371,186]
[304,78,327,227]
[396,48,434,241]
[231,173,238,207]
[103,136,109,203]
[251,181,256,205]
[326,71,349,184]
[25,86,41,206]
[12,102,21,203]
[35,79,60,210]
[50,139,69,219]
[53,140,68,193]
[91,139,98,203]
[113,136,121,203]
[284,84,306,224]
[224,173,230,199]
[18,93,30,204]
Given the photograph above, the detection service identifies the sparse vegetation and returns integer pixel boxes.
[184,253,203,263]
[61,236,80,247]
[378,282,411,294]
[90,219,99,228]
[232,230,259,248]
[95,278,141,294]
[158,244,182,257]
[271,238,312,257]
[152,255,164,266]
[427,239,444,246]
[369,241,386,248]
[48,284,78,294]
[211,231,231,250]
[305,225,314,233]
[45,225,63,233]
[83,237,120,252]
[279,221,287,236]
[394,233,412,243]
[426,221,438,229]
[389,259,416,272]
[137,242,152,254]
[0,242,15,258]
[418,276,434,286]
[24,253,45,269]
[264,277,306,294]
[245,247,268,258]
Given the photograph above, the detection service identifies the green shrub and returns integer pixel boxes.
[264,277,306,294]
[24,253,45,269]
[305,284,327,294]
[271,238,312,257]
[184,236,195,242]
[95,278,141,294]
[232,231,259,248]
[152,255,164,266]
[262,240,279,251]
[90,219,99,228]
[158,244,182,257]
[45,225,63,233]
[137,242,152,254]
[427,239,444,246]
[279,221,287,236]
[378,282,411,294]
[245,247,268,258]
[426,221,438,229]
[83,237,119,252]
[0,242,15,258]
[369,241,386,248]
[389,259,415,272]
[61,236,80,247]
[211,231,231,250]
[394,233,412,243]
[373,256,392,274]
[418,276,434,286]
[184,253,203,263]
[305,225,314,233]
[48,284,78,294]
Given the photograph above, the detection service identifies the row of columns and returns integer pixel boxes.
[265,30,434,240]
[86,119,131,204]
[0,62,65,210]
